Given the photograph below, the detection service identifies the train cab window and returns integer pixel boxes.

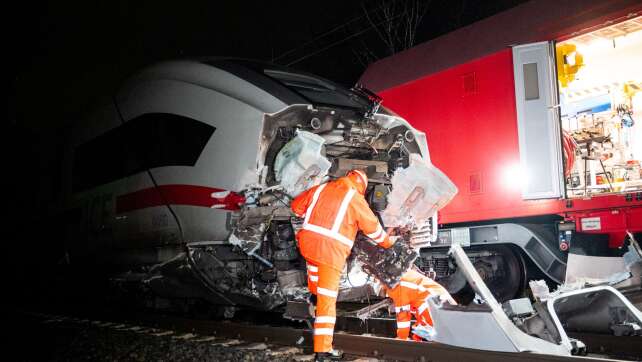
[263,69,370,109]
[73,113,215,192]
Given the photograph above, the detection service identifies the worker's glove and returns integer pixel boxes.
[412,324,436,341]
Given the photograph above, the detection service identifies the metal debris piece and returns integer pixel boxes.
[428,244,571,355]
[348,299,392,321]
[352,236,417,288]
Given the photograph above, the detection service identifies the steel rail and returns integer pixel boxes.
[46,310,624,362]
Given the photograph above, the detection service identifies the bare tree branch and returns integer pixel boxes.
[351,0,430,68]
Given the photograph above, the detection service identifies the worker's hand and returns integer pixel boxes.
[386,227,396,236]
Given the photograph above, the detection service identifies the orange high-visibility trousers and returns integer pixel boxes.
[386,269,454,340]
[392,291,436,339]
[306,260,341,353]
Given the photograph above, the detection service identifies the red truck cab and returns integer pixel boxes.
[360,0,642,300]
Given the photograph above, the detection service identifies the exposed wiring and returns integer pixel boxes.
[111,96,185,244]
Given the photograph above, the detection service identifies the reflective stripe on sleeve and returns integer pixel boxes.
[417,302,428,315]
[309,275,318,282]
[395,304,411,313]
[365,224,383,239]
[317,287,338,298]
[315,316,336,324]
[314,328,335,336]
[397,321,411,329]
[307,265,318,272]
[373,231,388,244]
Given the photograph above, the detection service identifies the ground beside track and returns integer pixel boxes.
[10,313,383,362]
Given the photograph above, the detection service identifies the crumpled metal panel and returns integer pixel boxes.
[428,244,571,355]
[546,286,642,339]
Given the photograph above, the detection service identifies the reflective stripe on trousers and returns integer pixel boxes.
[306,261,341,353]
[396,310,412,340]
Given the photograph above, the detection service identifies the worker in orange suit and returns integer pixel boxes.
[384,266,455,341]
[291,169,395,361]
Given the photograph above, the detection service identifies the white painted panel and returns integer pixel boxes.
[512,42,564,199]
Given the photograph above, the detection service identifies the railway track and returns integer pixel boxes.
[23,310,641,361]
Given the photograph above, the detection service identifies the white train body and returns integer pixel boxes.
[64,59,443,310]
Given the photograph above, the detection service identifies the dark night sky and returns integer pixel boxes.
[7,0,528,298]
[8,0,527,264]
[8,0,526,238]
[11,0,527,131]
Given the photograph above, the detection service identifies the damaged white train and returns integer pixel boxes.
[63,59,456,311]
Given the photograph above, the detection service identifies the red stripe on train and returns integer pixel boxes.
[116,184,245,214]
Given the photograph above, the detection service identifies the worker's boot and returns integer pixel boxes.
[315,349,342,361]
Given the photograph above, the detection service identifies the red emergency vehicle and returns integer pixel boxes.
[360,0,642,300]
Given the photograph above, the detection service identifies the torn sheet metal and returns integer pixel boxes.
[381,153,457,227]
[228,224,273,267]
[273,130,331,197]
[565,253,628,284]
[545,285,642,339]
[142,245,285,311]
[565,236,642,291]
[431,244,571,355]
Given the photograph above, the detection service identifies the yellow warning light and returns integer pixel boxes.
[556,43,584,88]
[623,82,641,100]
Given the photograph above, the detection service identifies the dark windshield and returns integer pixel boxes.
[202,58,374,110]
[263,69,371,110]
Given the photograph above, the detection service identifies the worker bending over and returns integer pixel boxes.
[291,169,395,361]
[385,266,455,341]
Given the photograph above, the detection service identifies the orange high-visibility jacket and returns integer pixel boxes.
[385,268,453,322]
[291,176,393,271]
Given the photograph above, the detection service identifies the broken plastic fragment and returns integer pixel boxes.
[273,130,331,197]
[529,280,550,301]
[382,153,457,227]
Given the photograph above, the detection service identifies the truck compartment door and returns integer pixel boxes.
[512,42,564,199]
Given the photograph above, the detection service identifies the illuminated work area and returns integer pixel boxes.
[558,16,642,197]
